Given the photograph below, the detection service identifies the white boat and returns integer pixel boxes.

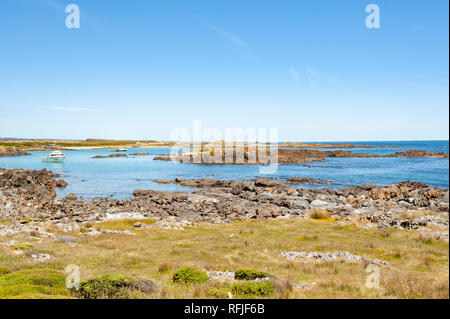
[41,151,66,163]
[113,148,128,152]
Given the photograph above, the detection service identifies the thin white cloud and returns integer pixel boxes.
[288,67,299,82]
[306,66,319,87]
[411,25,425,32]
[197,17,258,61]
[306,66,318,78]
[44,106,100,112]
[209,24,249,50]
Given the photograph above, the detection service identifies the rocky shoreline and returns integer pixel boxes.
[277,142,400,149]
[154,148,449,165]
[0,168,448,241]
[0,146,30,157]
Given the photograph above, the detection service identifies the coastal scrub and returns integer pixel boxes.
[172,267,209,284]
[234,268,270,280]
[73,274,157,299]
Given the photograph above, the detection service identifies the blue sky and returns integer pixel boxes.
[0,0,448,141]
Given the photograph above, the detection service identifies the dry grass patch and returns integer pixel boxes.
[0,218,448,299]
[382,271,449,299]
[95,219,158,230]
[397,210,437,221]
[308,209,331,220]
[158,262,174,273]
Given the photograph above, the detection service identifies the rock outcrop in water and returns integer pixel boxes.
[384,149,449,158]
[92,154,128,159]
[92,153,150,159]
[277,142,399,149]
[154,148,327,164]
[285,177,333,185]
[130,152,150,156]
[0,146,30,157]
[0,168,448,241]
[154,148,449,165]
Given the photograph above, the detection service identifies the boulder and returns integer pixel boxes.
[310,199,332,209]
[66,193,78,201]
[256,204,280,218]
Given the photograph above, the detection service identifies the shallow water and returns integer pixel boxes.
[0,141,448,199]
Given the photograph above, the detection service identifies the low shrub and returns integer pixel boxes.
[172,267,208,284]
[234,268,270,281]
[10,244,32,251]
[207,287,229,298]
[230,281,274,297]
[73,274,157,299]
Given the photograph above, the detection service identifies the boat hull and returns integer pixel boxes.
[41,157,65,163]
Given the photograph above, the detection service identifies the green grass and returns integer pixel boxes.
[0,268,70,298]
[9,244,32,251]
[95,219,158,230]
[0,139,160,150]
[0,266,10,276]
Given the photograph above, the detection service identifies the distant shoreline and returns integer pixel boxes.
[1,139,448,157]
[64,145,169,150]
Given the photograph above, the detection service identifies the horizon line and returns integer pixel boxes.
[1,137,449,143]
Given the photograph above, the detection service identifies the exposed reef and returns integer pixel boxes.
[92,154,128,159]
[0,146,30,157]
[91,153,149,159]
[384,149,449,158]
[277,142,399,149]
[153,148,449,165]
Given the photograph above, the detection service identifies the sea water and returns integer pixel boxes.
[0,141,448,199]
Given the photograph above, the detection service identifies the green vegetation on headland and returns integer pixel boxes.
[0,139,165,150]
[0,139,411,152]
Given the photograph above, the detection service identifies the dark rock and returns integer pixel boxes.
[66,193,78,201]
[56,180,68,188]
[92,154,127,159]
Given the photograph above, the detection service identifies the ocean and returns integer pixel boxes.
[0,140,448,199]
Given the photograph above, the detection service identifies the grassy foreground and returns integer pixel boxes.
[0,218,448,299]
